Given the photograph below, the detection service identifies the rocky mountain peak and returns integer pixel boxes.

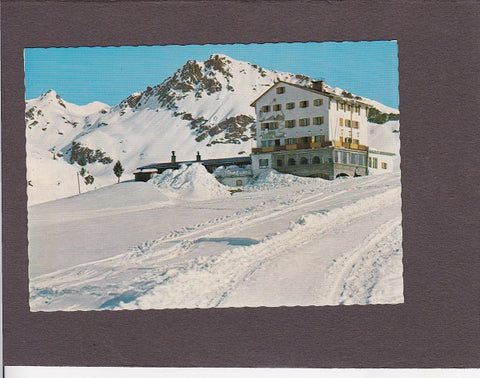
[177,59,203,85]
[204,54,233,78]
[38,89,67,108]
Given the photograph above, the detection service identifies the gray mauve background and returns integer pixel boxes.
[2,0,479,368]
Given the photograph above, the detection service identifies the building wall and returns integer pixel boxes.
[252,82,370,149]
[329,99,369,146]
[254,83,331,147]
[217,175,252,187]
[251,153,273,172]
[134,171,157,182]
[368,152,395,174]
[252,147,367,179]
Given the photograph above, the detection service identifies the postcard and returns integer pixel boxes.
[25,41,402,311]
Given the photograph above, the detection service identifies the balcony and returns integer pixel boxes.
[296,143,310,150]
[252,146,274,154]
[252,141,336,154]
[334,141,368,150]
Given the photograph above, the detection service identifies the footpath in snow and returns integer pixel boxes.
[29,165,403,311]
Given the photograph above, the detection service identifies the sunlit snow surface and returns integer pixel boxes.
[29,166,403,311]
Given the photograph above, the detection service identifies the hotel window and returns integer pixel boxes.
[299,136,309,144]
[335,151,341,163]
[277,159,283,167]
[261,140,274,147]
[345,137,352,143]
[340,102,345,110]
[285,119,296,128]
[300,157,308,165]
[355,105,361,114]
[382,162,388,169]
[353,121,359,129]
[368,157,378,169]
[314,99,323,106]
[261,105,270,112]
[339,118,344,126]
[261,122,279,130]
[299,100,309,108]
[358,155,365,166]
[288,158,296,166]
[312,156,321,164]
[286,138,295,145]
[345,119,351,127]
[236,179,243,186]
[276,87,285,94]
[342,152,349,164]
[351,154,357,165]
[314,135,323,142]
[353,139,359,144]
[313,116,324,125]
[259,159,269,168]
[299,118,310,126]
[273,104,282,111]
[286,102,295,109]
[347,105,352,111]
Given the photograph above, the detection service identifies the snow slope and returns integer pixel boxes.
[29,170,403,311]
[26,54,400,205]
[369,120,400,154]
[26,91,112,204]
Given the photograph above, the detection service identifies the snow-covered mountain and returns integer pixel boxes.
[26,54,399,205]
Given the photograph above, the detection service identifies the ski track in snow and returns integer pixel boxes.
[122,172,393,248]
[30,172,402,311]
[324,217,403,305]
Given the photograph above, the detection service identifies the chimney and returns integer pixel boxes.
[196,151,202,161]
[312,80,325,92]
[171,151,176,164]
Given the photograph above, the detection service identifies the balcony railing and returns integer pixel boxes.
[252,141,335,154]
[333,141,367,150]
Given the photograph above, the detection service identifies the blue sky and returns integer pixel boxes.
[25,41,399,108]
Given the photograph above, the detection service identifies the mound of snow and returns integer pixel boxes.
[149,163,230,201]
[246,169,326,191]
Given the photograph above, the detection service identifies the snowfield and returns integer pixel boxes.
[29,166,403,311]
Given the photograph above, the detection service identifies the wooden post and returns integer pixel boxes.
[76,171,81,194]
